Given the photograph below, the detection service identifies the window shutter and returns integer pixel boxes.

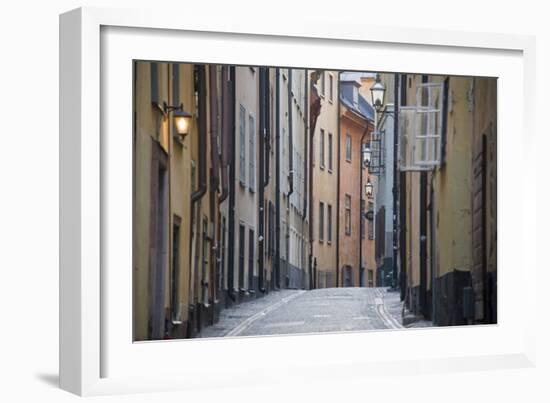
[239,105,246,185]
[413,82,444,167]
[249,114,255,191]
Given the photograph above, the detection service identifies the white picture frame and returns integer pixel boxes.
[60,6,537,396]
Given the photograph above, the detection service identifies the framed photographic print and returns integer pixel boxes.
[60,6,536,396]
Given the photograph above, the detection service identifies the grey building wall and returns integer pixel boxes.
[375,75,396,286]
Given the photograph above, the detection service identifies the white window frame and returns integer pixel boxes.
[398,82,444,171]
[248,113,255,192]
[414,82,444,167]
[239,104,247,185]
[320,128,325,169]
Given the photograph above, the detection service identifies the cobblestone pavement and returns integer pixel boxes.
[197,287,428,339]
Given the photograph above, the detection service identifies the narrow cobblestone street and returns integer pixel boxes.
[198,287,417,338]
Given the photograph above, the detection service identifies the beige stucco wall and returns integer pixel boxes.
[233,66,259,291]
[432,76,474,279]
[311,70,339,287]
[401,74,474,291]
[133,62,196,341]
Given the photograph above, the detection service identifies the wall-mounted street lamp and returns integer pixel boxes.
[362,144,372,167]
[365,177,373,198]
[163,102,193,139]
[370,73,386,113]
[363,209,374,221]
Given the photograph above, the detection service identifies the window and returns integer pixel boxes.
[201,218,209,305]
[238,224,245,289]
[361,199,365,240]
[368,201,374,240]
[220,216,226,290]
[345,194,351,235]
[345,134,352,162]
[414,82,443,166]
[248,229,254,290]
[327,204,332,243]
[319,202,325,242]
[399,81,445,171]
[268,202,275,257]
[328,133,333,172]
[400,74,408,106]
[343,265,353,287]
[249,114,255,191]
[319,129,325,169]
[171,217,181,323]
[239,105,246,185]
[319,71,325,97]
[329,74,334,102]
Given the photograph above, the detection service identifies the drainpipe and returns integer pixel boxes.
[275,68,281,289]
[209,65,222,304]
[227,66,237,301]
[263,69,271,189]
[191,65,207,203]
[303,71,311,288]
[359,127,369,287]
[335,73,341,287]
[288,68,294,199]
[187,64,207,334]
[303,71,309,222]
[286,68,294,288]
[258,67,267,293]
[219,66,230,203]
[209,66,220,194]
[392,73,400,292]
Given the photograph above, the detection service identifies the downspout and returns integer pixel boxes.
[307,71,322,289]
[227,66,237,301]
[336,73,341,287]
[191,65,208,203]
[303,71,308,221]
[258,67,267,293]
[286,68,294,288]
[392,73,399,290]
[360,127,368,287]
[304,71,311,288]
[263,68,271,188]
[275,68,281,289]
[188,64,207,334]
[287,68,294,198]
[219,66,230,203]
[208,65,221,304]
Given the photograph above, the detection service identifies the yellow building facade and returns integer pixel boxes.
[398,73,497,325]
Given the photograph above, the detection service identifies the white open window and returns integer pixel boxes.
[399,82,444,171]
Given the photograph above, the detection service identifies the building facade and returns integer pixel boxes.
[338,73,376,287]
[396,73,497,326]
[309,69,339,288]
[373,74,397,287]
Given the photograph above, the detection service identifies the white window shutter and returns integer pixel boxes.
[413,82,444,167]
